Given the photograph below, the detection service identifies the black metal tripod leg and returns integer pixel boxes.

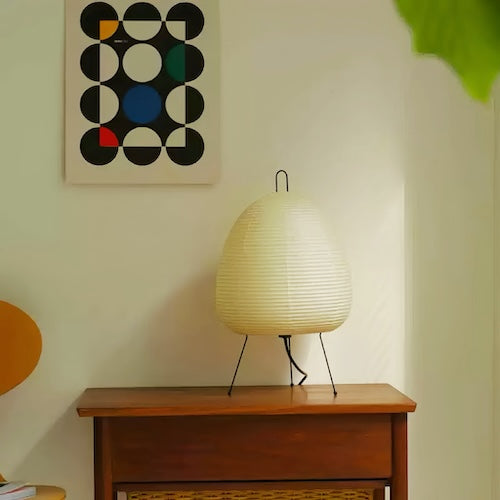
[228,334,248,396]
[319,332,337,396]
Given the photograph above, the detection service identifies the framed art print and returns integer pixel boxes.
[65,0,219,184]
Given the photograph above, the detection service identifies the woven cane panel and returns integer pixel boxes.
[127,490,373,500]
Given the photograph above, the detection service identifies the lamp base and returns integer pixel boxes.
[227,333,337,396]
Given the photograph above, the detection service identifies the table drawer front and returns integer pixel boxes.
[110,414,391,482]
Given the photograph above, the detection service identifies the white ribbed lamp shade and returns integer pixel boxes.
[216,192,352,335]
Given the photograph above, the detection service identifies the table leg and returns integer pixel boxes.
[391,413,408,500]
[95,418,113,500]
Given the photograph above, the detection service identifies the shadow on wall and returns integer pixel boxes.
[87,272,291,388]
[12,401,93,498]
[403,63,494,500]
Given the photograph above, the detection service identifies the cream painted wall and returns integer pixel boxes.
[0,1,494,499]
[494,91,500,500]
[404,62,494,498]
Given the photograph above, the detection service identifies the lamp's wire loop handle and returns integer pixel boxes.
[275,170,289,192]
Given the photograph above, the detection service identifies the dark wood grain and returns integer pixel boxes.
[77,384,416,417]
[391,413,408,500]
[79,385,416,500]
[94,418,112,500]
[109,414,391,482]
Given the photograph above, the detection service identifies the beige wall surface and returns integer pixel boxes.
[495,90,500,500]
[0,1,494,499]
[405,61,494,498]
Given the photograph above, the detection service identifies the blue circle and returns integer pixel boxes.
[122,85,162,124]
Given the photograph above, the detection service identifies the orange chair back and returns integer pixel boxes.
[0,301,42,396]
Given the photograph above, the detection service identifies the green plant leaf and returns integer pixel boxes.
[394,0,500,101]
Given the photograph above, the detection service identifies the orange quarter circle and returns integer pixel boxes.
[100,20,119,40]
[0,300,42,396]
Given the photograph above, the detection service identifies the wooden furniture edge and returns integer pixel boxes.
[113,480,388,492]
[77,384,416,418]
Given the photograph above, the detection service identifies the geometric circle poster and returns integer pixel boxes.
[65,0,220,184]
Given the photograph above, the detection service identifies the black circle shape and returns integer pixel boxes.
[80,128,118,166]
[80,44,100,81]
[185,86,204,123]
[124,2,161,20]
[166,127,204,166]
[124,147,161,165]
[80,86,100,123]
[185,44,204,82]
[166,2,204,40]
[80,2,118,40]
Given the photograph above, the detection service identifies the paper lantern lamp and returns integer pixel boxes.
[216,171,351,395]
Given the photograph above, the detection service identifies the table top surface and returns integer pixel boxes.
[77,384,416,417]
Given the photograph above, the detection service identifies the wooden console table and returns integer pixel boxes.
[77,384,416,500]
